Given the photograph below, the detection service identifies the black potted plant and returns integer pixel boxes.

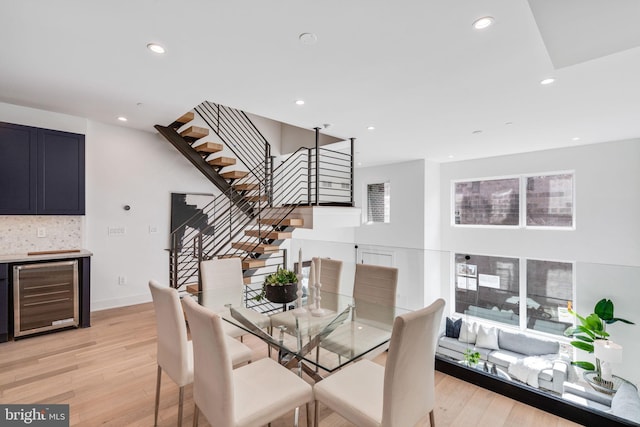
[256,267,298,304]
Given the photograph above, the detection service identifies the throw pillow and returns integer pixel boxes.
[445,317,462,338]
[475,325,500,350]
[458,321,477,343]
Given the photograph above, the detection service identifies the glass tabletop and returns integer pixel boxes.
[186,286,410,376]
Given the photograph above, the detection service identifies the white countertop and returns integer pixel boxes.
[0,249,93,263]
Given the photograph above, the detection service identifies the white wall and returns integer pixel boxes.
[0,102,216,310]
[354,159,428,309]
[439,139,640,385]
[85,121,214,310]
[440,139,640,266]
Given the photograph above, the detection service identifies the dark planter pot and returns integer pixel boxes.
[264,283,298,304]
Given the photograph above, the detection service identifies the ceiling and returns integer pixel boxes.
[1,0,639,166]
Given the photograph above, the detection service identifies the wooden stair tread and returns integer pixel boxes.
[243,276,253,285]
[194,142,223,153]
[207,156,237,167]
[259,218,304,227]
[221,170,249,180]
[245,195,268,202]
[242,258,266,269]
[244,229,292,240]
[186,284,199,294]
[180,126,209,140]
[231,242,280,253]
[218,255,266,269]
[172,111,194,126]
[234,183,259,191]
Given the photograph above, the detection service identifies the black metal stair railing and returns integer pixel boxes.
[166,103,356,291]
[195,101,270,183]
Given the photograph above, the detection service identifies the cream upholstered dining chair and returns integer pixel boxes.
[319,263,398,360]
[200,258,271,337]
[182,296,314,427]
[148,280,252,427]
[308,257,343,311]
[314,298,446,427]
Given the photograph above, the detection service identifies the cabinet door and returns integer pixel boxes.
[37,128,85,215]
[0,122,37,214]
[0,263,8,342]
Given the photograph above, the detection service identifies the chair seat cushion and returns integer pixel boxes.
[233,358,313,427]
[314,359,384,427]
[224,335,252,367]
[321,321,391,360]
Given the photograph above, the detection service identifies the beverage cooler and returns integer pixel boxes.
[13,260,79,337]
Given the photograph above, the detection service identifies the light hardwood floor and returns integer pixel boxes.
[0,302,582,426]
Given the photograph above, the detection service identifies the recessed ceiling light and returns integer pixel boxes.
[367,126,375,131]
[299,33,318,45]
[540,77,555,85]
[472,130,483,134]
[473,16,494,30]
[572,137,581,141]
[146,43,165,54]
[448,155,454,159]
[117,116,128,122]
[505,122,513,126]
[295,100,305,105]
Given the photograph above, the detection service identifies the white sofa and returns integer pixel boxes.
[437,327,568,394]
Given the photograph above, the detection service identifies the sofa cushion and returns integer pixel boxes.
[445,317,462,338]
[438,336,492,359]
[476,325,499,350]
[498,330,559,356]
[458,321,477,343]
[611,382,640,423]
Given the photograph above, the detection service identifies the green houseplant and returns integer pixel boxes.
[463,349,481,366]
[255,267,298,303]
[565,299,634,381]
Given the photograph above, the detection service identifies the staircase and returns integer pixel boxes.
[156,101,354,311]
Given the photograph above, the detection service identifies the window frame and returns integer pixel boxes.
[363,181,391,225]
[451,170,575,230]
[452,252,576,338]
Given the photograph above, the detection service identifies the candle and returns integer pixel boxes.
[298,248,302,274]
[309,259,315,290]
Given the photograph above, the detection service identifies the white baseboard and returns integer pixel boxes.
[91,293,152,312]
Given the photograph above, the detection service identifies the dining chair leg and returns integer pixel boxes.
[306,402,311,427]
[314,400,319,427]
[178,386,184,427]
[192,404,199,427]
[429,409,435,426]
[315,347,320,373]
[154,365,162,426]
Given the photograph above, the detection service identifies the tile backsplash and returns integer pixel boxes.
[0,216,83,255]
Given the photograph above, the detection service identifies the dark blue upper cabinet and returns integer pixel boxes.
[0,122,85,215]
[37,128,85,215]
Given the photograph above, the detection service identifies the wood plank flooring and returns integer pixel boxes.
[0,302,583,426]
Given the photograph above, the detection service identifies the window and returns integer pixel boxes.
[454,178,519,226]
[526,173,574,227]
[454,253,520,326]
[526,259,573,335]
[366,182,390,223]
[455,253,575,336]
[453,172,574,228]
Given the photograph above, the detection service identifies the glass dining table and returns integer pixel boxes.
[187,286,410,382]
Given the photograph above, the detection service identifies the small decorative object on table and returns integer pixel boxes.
[291,249,307,316]
[463,348,481,367]
[311,258,326,317]
[258,267,298,304]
